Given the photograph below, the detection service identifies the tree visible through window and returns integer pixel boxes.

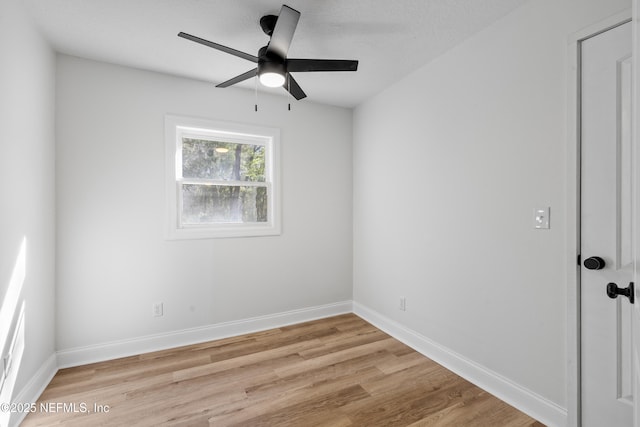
[181,138,267,224]
[165,116,280,239]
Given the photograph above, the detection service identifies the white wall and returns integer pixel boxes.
[353,0,629,411]
[55,56,353,351]
[0,0,56,418]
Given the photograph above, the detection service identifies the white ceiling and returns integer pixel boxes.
[25,0,529,108]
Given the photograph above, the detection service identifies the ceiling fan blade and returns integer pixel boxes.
[216,68,258,88]
[266,5,300,59]
[285,74,306,100]
[178,32,258,63]
[287,59,359,72]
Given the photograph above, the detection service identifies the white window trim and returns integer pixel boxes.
[165,115,281,239]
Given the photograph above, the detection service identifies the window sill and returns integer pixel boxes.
[165,223,281,240]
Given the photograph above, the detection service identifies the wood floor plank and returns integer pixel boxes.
[228,384,370,427]
[21,314,544,426]
[206,366,385,426]
[171,340,311,383]
[273,337,397,378]
[375,351,434,375]
[297,327,389,359]
[339,366,479,426]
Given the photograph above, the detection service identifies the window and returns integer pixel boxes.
[165,115,280,239]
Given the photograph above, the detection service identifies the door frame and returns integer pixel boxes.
[566,9,632,427]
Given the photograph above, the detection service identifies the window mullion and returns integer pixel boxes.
[179,178,267,187]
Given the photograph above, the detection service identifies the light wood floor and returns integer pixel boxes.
[22,314,544,426]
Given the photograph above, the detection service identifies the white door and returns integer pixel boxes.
[581,21,634,427]
[632,9,640,427]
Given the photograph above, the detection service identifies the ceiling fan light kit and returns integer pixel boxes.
[259,72,285,88]
[178,4,358,103]
[258,55,286,87]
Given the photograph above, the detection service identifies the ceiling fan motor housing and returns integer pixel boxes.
[258,46,286,86]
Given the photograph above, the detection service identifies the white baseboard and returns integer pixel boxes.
[56,300,353,369]
[9,353,58,427]
[353,302,568,427]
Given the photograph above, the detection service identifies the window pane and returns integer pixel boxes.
[182,138,265,182]
[181,184,268,224]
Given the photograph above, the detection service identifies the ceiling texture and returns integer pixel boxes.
[25,0,529,108]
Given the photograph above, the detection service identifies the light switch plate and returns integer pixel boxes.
[534,207,550,229]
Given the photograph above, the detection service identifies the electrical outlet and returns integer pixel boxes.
[153,302,163,317]
[399,297,406,311]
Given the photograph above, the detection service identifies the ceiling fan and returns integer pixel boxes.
[178,4,358,101]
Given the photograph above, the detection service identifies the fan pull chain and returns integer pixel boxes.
[287,76,291,111]
[254,75,258,112]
